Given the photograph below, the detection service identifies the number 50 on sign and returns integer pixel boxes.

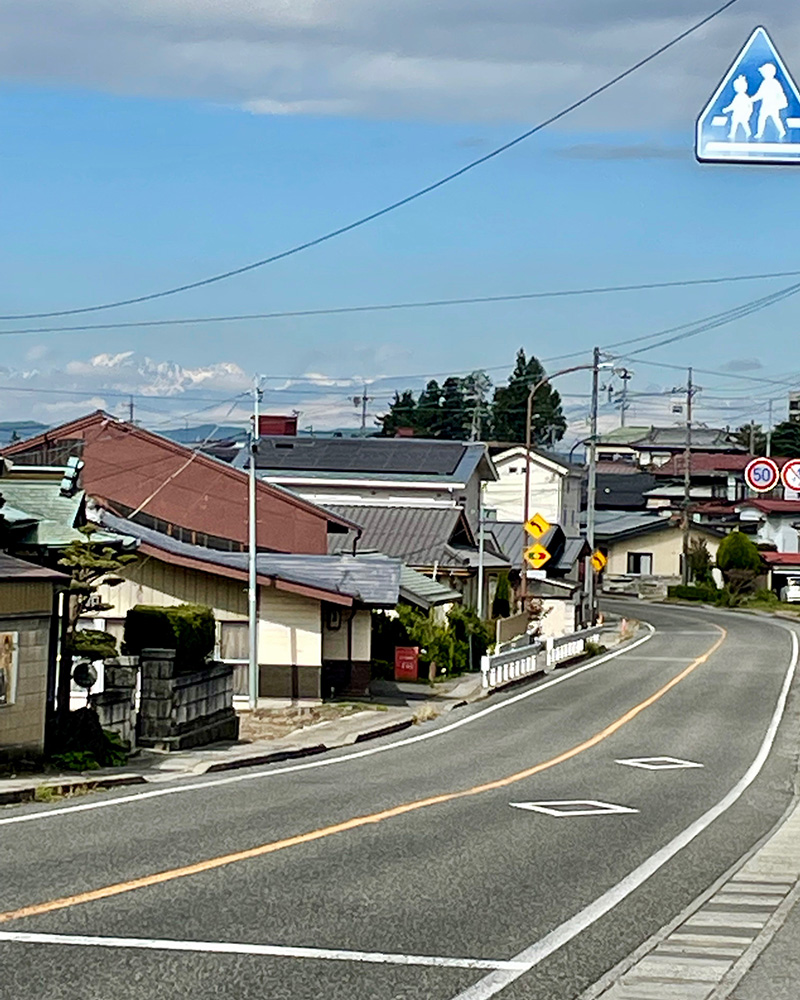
[744,458,779,493]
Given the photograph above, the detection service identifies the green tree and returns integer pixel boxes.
[433,377,470,440]
[415,380,443,436]
[58,525,137,644]
[734,423,767,455]
[716,531,763,596]
[687,538,715,585]
[770,421,800,458]
[491,572,511,618]
[377,389,417,437]
[490,349,567,446]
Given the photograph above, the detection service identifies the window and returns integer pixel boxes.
[219,622,248,662]
[627,552,653,576]
[0,632,18,706]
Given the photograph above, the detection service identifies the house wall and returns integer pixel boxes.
[284,482,460,508]
[605,529,721,579]
[0,582,55,760]
[94,556,324,669]
[322,608,371,662]
[484,454,578,528]
[739,510,799,554]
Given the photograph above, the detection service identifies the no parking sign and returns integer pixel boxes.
[744,457,779,493]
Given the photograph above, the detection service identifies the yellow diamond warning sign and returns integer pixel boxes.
[525,513,551,539]
[524,543,551,570]
[590,550,607,572]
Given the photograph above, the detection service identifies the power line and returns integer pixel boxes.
[1,265,798,338]
[0,0,742,322]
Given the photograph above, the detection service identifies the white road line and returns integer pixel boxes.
[0,626,657,827]
[0,930,528,971]
[449,627,798,1000]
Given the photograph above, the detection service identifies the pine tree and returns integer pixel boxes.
[490,349,567,446]
[415,380,444,436]
[376,390,417,437]
[770,421,800,458]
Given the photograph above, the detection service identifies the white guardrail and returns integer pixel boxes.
[480,625,604,692]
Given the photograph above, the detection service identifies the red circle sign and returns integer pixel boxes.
[781,459,800,492]
[744,457,779,493]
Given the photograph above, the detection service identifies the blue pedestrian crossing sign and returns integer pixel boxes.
[696,27,800,164]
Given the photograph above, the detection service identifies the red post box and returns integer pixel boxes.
[394,646,419,682]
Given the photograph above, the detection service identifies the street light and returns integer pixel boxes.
[521,350,613,623]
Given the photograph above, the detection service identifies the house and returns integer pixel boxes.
[1,414,409,701]
[233,435,505,609]
[1,411,354,556]
[0,553,69,762]
[647,453,759,508]
[737,499,800,554]
[482,446,582,531]
[233,435,497,529]
[595,463,656,511]
[325,503,509,611]
[596,426,745,468]
[594,510,723,594]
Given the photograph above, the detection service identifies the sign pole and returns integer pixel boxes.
[585,347,600,624]
[248,377,261,711]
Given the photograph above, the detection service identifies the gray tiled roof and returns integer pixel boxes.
[326,504,468,567]
[98,512,400,608]
[234,437,496,484]
[0,552,70,583]
[400,565,462,609]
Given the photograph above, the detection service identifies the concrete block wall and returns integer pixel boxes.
[138,648,238,751]
[90,661,137,748]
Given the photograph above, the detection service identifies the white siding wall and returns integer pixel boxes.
[322,608,372,661]
[484,454,565,524]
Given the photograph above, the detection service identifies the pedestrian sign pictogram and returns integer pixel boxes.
[590,550,607,573]
[744,457,779,493]
[697,27,800,164]
[525,512,551,539]
[524,543,551,570]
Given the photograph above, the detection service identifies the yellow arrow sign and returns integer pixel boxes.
[590,550,607,572]
[525,512,551,539]
[525,543,552,569]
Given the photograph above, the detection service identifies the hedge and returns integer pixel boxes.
[123,604,215,673]
[71,629,118,660]
[667,584,719,603]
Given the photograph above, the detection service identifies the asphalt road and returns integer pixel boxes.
[2,601,799,1000]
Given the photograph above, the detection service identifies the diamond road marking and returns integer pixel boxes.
[510,799,639,817]
[616,756,704,771]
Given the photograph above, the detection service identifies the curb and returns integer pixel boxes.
[0,773,146,806]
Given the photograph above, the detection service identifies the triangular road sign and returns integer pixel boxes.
[697,27,800,164]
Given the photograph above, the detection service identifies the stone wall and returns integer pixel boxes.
[138,648,238,751]
[90,660,137,749]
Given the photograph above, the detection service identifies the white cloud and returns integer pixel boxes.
[1,1,796,125]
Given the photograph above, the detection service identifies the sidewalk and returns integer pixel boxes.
[588,799,800,1000]
[0,671,486,806]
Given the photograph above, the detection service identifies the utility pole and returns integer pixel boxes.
[477,484,486,618]
[585,347,600,624]
[128,395,134,424]
[681,368,694,586]
[248,377,262,710]
[354,385,373,434]
[616,367,632,428]
[766,399,773,457]
[749,420,756,455]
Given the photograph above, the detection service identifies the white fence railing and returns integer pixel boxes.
[480,625,604,692]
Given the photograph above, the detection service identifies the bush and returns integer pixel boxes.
[491,573,511,619]
[667,583,719,603]
[70,629,118,660]
[48,709,129,770]
[123,604,215,673]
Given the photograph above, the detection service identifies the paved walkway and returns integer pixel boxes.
[589,799,800,1000]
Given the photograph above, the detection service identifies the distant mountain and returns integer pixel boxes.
[159,425,247,444]
[0,421,48,445]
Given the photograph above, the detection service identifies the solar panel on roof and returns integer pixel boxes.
[257,438,466,476]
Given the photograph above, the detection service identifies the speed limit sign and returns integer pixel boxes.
[781,459,800,492]
[744,457,779,493]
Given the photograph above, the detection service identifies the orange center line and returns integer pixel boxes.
[0,626,726,926]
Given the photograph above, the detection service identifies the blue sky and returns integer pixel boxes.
[1,0,799,436]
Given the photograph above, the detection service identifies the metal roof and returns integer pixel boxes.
[0,552,70,583]
[592,510,673,542]
[399,565,462,609]
[98,511,400,607]
[326,504,469,566]
[235,437,496,484]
